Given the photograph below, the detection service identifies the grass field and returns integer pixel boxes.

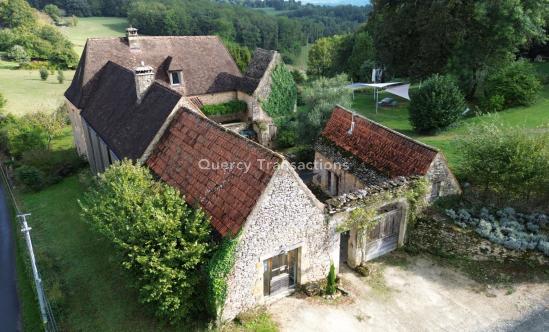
[0,60,74,116]
[351,69,549,170]
[59,17,128,56]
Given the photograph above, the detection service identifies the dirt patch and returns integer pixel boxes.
[268,254,548,332]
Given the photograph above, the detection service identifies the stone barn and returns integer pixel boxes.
[313,106,461,267]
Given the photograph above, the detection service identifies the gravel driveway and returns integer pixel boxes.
[268,254,548,332]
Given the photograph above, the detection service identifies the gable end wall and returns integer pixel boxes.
[222,161,338,320]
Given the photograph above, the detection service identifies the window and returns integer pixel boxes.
[170,71,181,85]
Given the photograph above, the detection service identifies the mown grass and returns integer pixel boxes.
[59,16,128,56]
[351,77,549,170]
[0,59,74,116]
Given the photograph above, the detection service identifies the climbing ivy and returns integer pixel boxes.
[335,178,429,232]
[262,64,297,118]
[206,236,239,320]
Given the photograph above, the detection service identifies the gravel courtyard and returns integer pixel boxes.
[268,254,548,332]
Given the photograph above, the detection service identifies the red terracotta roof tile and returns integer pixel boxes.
[147,108,282,236]
[322,106,438,177]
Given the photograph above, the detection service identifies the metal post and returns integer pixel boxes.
[375,88,379,114]
[17,213,48,325]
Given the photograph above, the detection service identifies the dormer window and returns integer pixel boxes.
[170,71,182,86]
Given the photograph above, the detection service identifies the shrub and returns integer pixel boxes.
[291,69,306,84]
[20,148,86,188]
[57,70,64,84]
[39,67,49,81]
[80,161,212,322]
[274,116,298,148]
[224,41,251,72]
[480,94,504,113]
[15,165,45,191]
[0,93,6,112]
[43,4,61,24]
[201,100,247,116]
[0,114,48,158]
[409,74,465,133]
[262,64,297,118]
[459,123,549,204]
[483,60,541,109]
[325,262,337,295]
[6,45,29,64]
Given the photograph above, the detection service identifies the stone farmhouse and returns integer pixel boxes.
[313,106,461,267]
[65,27,282,174]
[64,29,459,321]
[64,28,338,320]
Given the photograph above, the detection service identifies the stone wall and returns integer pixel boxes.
[313,151,365,196]
[409,216,548,265]
[425,153,461,201]
[192,91,238,105]
[222,162,339,321]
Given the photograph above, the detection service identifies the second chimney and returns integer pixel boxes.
[135,62,154,103]
[126,26,139,49]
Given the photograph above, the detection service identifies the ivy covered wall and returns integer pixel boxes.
[261,64,297,119]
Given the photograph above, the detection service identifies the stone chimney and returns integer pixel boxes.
[135,62,154,103]
[126,26,139,49]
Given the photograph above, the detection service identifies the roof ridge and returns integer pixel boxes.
[150,80,182,98]
[180,107,284,161]
[87,35,220,41]
[334,105,439,153]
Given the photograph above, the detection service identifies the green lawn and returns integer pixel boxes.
[0,60,74,116]
[59,16,128,56]
[351,83,549,170]
[16,133,194,331]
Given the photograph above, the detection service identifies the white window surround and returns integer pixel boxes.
[169,71,182,86]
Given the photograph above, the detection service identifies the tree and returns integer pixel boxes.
[409,75,465,133]
[26,111,65,150]
[80,161,212,322]
[0,114,48,157]
[6,45,30,64]
[346,27,375,81]
[0,0,36,29]
[459,123,549,204]
[307,35,347,77]
[298,74,353,143]
[483,60,541,109]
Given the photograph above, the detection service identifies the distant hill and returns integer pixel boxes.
[302,0,369,6]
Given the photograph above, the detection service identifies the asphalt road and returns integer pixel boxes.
[0,184,21,332]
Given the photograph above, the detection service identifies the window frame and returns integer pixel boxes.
[169,71,182,86]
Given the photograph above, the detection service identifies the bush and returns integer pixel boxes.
[201,100,247,116]
[224,41,251,72]
[274,116,298,148]
[0,93,5,112]
[57,70,64,84]
[43,4,61,24]
[483,60,541,109]
[15,165,46,191]
[325,263,337,295]
[0,114,48,158]
[480,94,505,113]
[291,69,306,85]
[409,74,465,133]
[80,161,213,322]
[459,123,549,204]
[6,45,29,64]
[39,67,49,81]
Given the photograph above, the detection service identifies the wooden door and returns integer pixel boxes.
[364,209,401,261]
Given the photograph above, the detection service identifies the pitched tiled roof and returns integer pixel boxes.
[81,61,182,160]
[240,48,277,94]
[147,108,282,236]
[65,36,243,108]
[321,106,438,177]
